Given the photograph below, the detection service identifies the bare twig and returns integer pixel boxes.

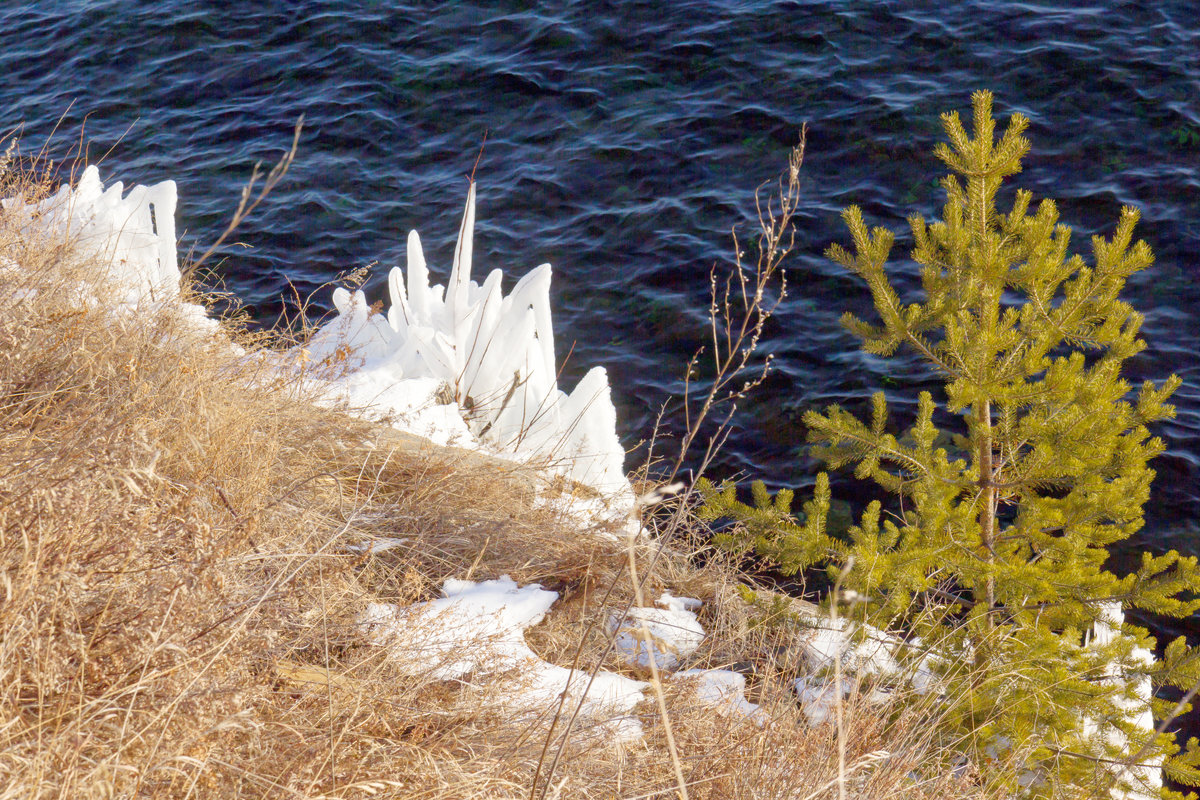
[531,485,687,800]
[182,115,304,283]
[830,558,856,800]
[658,125,806,486]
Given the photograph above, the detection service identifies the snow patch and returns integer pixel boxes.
[792,675,893,726]
[793,614,901,677]
[358,576,558,679]
[674,668,766,724]
[608,593,706,671]
[359,576,647,740]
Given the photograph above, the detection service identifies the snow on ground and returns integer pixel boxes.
[792,613,901,677]
[314,370,478,449]
[502,663,648,741]
[0,165,232,355]
[788,614,947,722]
[792,676,851,726]
[359,576,647,740]
[359,576,558,679]
[792,675,895,726]
[608,593,706,671]
[674,668,766,724]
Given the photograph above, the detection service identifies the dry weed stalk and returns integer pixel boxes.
[182,115,303,283]
[657,125,805,486]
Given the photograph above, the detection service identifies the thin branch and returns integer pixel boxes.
[182,115,304,283]
[660,126,806,484]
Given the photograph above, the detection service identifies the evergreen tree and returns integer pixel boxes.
[702,91,1200,798]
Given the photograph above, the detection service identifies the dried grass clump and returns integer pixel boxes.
[0,162,999,799]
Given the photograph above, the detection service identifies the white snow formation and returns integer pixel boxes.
[1082,602,1161,800]
[608,592,706,670]
[303,181,629,498]
[791,675,853,726]
[359,576,647,739]
[359,575,559,679]
[3,165,179,306]
[791,613,944,700]
[1,165,216,333]
[6,167,628,501]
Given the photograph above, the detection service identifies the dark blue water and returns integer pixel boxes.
[4,0,1200,719]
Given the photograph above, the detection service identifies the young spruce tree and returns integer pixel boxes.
[702,91,1200,798]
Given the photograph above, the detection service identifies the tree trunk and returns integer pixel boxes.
[976,398,996,628]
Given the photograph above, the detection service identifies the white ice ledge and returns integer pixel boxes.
[301,181,630,499]
[2,165,180,308]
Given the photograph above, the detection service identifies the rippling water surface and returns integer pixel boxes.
[3,0,1199,667]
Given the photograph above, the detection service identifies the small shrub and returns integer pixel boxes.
[702,91,1200,798]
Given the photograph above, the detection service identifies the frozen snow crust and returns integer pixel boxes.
[359,576,649,740]
[302,181,630,501]
[359,580,765,736]
[608,592,706,671]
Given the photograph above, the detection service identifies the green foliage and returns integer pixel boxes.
[702,91,1200,798]
[729,583,805,630]
[701,472,839,577]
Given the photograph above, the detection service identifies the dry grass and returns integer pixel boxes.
[0,165,1003,799]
